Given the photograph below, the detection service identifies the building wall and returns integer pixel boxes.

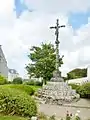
[0,46,8,78]
[8,72,19,81]
[8,69,19,81]
[67,77,88,85]
[67,66,90,85]
[87,65,90,82]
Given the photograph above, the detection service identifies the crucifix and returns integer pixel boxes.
[50,19,65,71]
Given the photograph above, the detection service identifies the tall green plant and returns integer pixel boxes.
[0,75,7,85]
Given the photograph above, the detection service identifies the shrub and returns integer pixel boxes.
[69,84,80,93]
[69,84,79,89]
[26,80,35,85]
[83,82,90,95]
[69,82,90,98]
[0,86,37,117]
[34,81,43,86]
[13,77,23,84]
[0,75,7,85]
[26,80,43,86]
[3,84,35,95]
[78,83,90,98]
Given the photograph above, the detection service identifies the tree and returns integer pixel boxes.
[26,43,63,83]
[67,68,87,80]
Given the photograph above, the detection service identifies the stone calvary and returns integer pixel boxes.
[37,19,80,105]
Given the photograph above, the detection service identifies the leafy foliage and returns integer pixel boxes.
[49,115,56,120]
[69,84,79,90]
[0,86,37,117]
[26,80,43,86]
[26,43,63,82]
[38,112,48,120]
[0,75,7,85]
[78,83,90,98]
[67,68,87,80]
[29,85,41,92]
[3,84,35,95]
[69,82,90,98]
[25,80,35,85]
[13,77,23,84]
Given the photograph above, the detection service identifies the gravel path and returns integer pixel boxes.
[38,103,90,120]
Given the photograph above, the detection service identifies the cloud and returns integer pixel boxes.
[0,0,90,77]
[26,0,90,14]
[0,0,13,14]
[14,0,33,18]
[61,18,90,76]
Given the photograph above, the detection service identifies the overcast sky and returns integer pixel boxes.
[0,0,90,78]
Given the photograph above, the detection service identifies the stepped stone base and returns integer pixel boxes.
[37,82,80,105]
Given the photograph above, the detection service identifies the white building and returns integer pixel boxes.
[8,69,19,81]
[0,45,8,78]
[67,66,90,85]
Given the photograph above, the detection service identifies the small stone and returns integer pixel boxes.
[31,116,38,120]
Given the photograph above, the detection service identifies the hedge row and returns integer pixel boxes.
[25,80,43,86]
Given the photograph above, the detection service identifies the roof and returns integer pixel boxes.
[8,69,18,74]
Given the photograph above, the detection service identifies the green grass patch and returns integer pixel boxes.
[30,85,41,91]
[0,115,27,120]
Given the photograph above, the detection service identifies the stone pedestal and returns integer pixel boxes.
[37,81,80,105]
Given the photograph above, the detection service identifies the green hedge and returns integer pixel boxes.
[0,87,37,117]
[69,82,90,98]
[3,84,35,95]
[26,80,43,86]
[13,77,23,84]
[78,82,90,98]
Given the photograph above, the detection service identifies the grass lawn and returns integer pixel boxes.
[0,115,28,120]
[2,84,41,92]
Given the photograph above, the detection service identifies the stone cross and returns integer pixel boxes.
[50,19,65,70]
